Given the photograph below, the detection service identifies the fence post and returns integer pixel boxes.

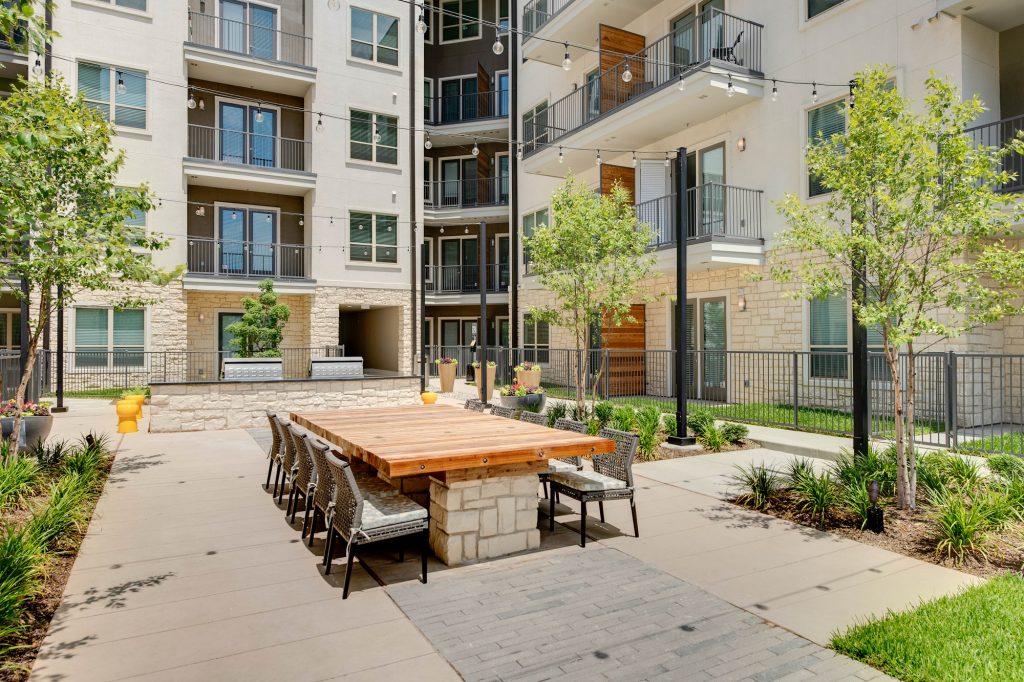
[946,350,957,450]
[792,351,800,429]
[603,348,610,399]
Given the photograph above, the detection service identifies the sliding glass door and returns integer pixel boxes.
[219,101,278,167]
[218,207,277,276]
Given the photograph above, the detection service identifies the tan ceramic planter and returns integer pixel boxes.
[438,363,457,393]
[516,368,541,390]
[476,365,496,401]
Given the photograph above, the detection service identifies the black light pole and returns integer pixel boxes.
[668,148,695,446]
[420,243,428,393]
[52,284,67,413]
[478,222,489,404]
[851,236,869,457]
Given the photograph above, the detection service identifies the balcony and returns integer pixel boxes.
[0,22,28,70]
[184,124,315,195]
[425,264,510,299]
[424,177,510,222]
[185,11,314,96]
[522,9,763,175]
[425,90,509,147]
[185,237,313,290]
[521,0,662,65]
[967,114,1024,194]
[634,184,764,268]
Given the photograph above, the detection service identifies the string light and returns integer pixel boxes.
[677,74,686,92]
[187,88,197,110]
[562,43,571,71]
[492,36,504,55]
[415,6,427,33]
[116,72,126,95]
[621,63,632,83]
[558,147,564,164]
[726,74,735,98]
[472,140,480,156]
[631,152,637,168]
[255,104,264,123]
[515,143,523,160]
[424,133,432,150]
[373,125,382,143]
[771,79,778,102]
[32,57,43,76]
[664,152,670,168]
[596,149,602,166]
[849,79,857,109]
[316,113,324,132]
[812,82,819,103]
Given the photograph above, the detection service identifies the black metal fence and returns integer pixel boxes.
[0,351,51,403]
[425,346,1024,456]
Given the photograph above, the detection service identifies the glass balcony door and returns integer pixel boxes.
[220,0,278,61]
[218,207,277,276]
[440,158,478,206]
[219,102,278,168]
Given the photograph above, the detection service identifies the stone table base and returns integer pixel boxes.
[428,462,546,565]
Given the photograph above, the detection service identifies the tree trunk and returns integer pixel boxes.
[9,292,48,457]
[905,342,918,508]
[884,343,911,509]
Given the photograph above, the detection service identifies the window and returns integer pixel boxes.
[441,0,479,43]
[351,7,399,66]
[496,71,509,116]
[424,79,434,123]
[496,0,509,32]
[524,315,550,364]
[350,212,398,264]
[807,99,845,197]
[350,110,398,165]
[522,100,548,152]
[440,76,478,122]
[78,62,146,129]
[219,312,243,354]
[521,207,548,268]
[808,0,847,19]
[92,0,146,9]
[808,293,885,379]
[219,1,278,60]
[423,158,434,203]
[423,237,433,283]
[0,311,21,351]
[75,307,144,368]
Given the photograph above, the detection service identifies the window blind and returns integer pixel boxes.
[807,100,845,196]
[75,308,108,349]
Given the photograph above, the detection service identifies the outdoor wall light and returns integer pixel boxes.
[737,137,747,152]
[737,289,747,312]
[198,313,206,322]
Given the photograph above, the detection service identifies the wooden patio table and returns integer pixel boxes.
[290,404,613,565]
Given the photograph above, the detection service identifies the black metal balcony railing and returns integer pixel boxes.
[427,90,508,125]
[187,237,311,279]
[634,183,763,249]
[523,8,762,155]
[425,177,510,209]
[187,11,312,67]
[0,24,27,52]
[966,113,1024,194]
[425,264,510,294]
[187,124,310,172]
[522,0,574,37]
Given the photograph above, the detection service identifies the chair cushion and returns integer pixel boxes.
[549,470,627,492]
[360,491,428,530]
[548,459,579,474]
[355,473,400,497]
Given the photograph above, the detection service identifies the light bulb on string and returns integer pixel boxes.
[516,143,523,160]
[492,36,504,55]
[558,147,564,164]
[848,79,856,109]
[621,63,632,83]
[726,74,735,98]
[231,211,238,220]
[187,88,197,109]
[116,72,126,95]
[199,99,205,110]
[472,140,480,156]
[812,82,818,103]
[562,43,571,71]
[771,80,778,102]
[664,153,670,168]
[596,149,602,166]
[327,0,341,10]
[373,125,382,143]
[424,134,432,150]
[678,74,686,92]
[32,57,43,76]
[255,105,264,123]
[464,226,469,234]
[416,8,427,34]
[631,152,637,168]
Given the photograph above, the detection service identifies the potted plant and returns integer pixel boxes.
[222,279,291,380]
[471,361,497,401]
[514,361,542,389]
[498,383,546,413]
[0,400,53,449]
[435,357,458,393]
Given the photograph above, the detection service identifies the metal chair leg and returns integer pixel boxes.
[631,495,639,538]
[549,488,556,531]
[290,492,301,524]
[342,547,356,599]
[420,530,429,584]
[307,509,317,547]
[542,479,548,499]
[264,458,274,490]
[286,486,296,519]
[580,500,587,547]
[272,464,281,497]
[323,529,334,569]
[301,502,313,538]
[599,501,605,523]
[276,474,286,504]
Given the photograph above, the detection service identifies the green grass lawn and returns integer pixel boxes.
[956,432,1024,456]
[711,402,944,437]
[831,574,1024,682]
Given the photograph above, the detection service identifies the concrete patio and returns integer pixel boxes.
[29,403,978,681]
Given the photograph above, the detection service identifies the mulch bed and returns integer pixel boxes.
[0,457,113,682]
[655,438,760,460]
[732,491,1024,580]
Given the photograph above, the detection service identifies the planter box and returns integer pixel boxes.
[498,393,546,414]
[1,415,53,450]
[222,357,283,381]
[516,368,542,390]
[475,365,496,401]
[310,356,363,379]
[437,363,457,393]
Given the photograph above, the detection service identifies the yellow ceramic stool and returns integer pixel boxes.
[116,399,138,433]
[127,394,145,419]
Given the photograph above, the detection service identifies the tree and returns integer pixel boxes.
[770,67,1024,510]
[1,0,52,55]
[0,76,172,454]
[524,174,656,412]
[225,279,291,357]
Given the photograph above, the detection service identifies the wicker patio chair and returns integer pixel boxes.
[464,399,487,412]
[264,410,282,491]
[537,417,586,500]
[275,417,303,506]
[286,423,317,525]
[489,405,518,419]
[319,444,429,598]
[518,410,548,426]
[305,432,338,547]
[548,427,639,547]
[268,415,293,500]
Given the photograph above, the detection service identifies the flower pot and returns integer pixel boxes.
[116,400,138,433]
[438,363,457,393]
[515,368,542,390]
[476,365,496,401]
[498,393,547,414]
[421,391,438,405]
[0,415,54,449]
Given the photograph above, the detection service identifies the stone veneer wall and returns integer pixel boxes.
[185,290,312,352]
[310,286,414,374]
[149,376,421,432]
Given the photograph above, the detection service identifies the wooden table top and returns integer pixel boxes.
[289,404,615,478]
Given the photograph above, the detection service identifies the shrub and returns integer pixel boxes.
[972,488,1017,533]
[546,402,568,428]
[843,482,873,530]
[609,406,636,432]
[1002,477,1024,521]
[916,452,950,499]
[0,528,43,652]
[687,406,716,438]
[944,455,983,492]
[785,457,815,489]
[721,422,748,444]
[0,456,41,510]
[586,419,601,436]
[635,405,662,462]
[793,472,841,529]
[25,473,90,550]
[570,403,592,423]
[698,423,727,452]
[832,446,897,496]
[987,454,1024,482]
[730,463,784,510]
[30,439,74,471]
[662,414,678,439]
[931,489,992,563]
[62,445,105,485]
[594,401,615,428]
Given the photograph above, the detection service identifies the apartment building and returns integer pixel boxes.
[421,0,513,354]
[515,0,1024,398]
[28,0,422,376]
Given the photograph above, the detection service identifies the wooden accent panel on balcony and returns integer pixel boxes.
[477,63,491,118]
[602,304,646,397]
[600,164,636,203]
[477,149,492,204]
[599,25,645,113]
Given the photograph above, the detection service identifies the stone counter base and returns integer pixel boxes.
[149,377,421,432]
[428,462,545,565]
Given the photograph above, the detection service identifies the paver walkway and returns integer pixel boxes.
[30,407,976,680]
